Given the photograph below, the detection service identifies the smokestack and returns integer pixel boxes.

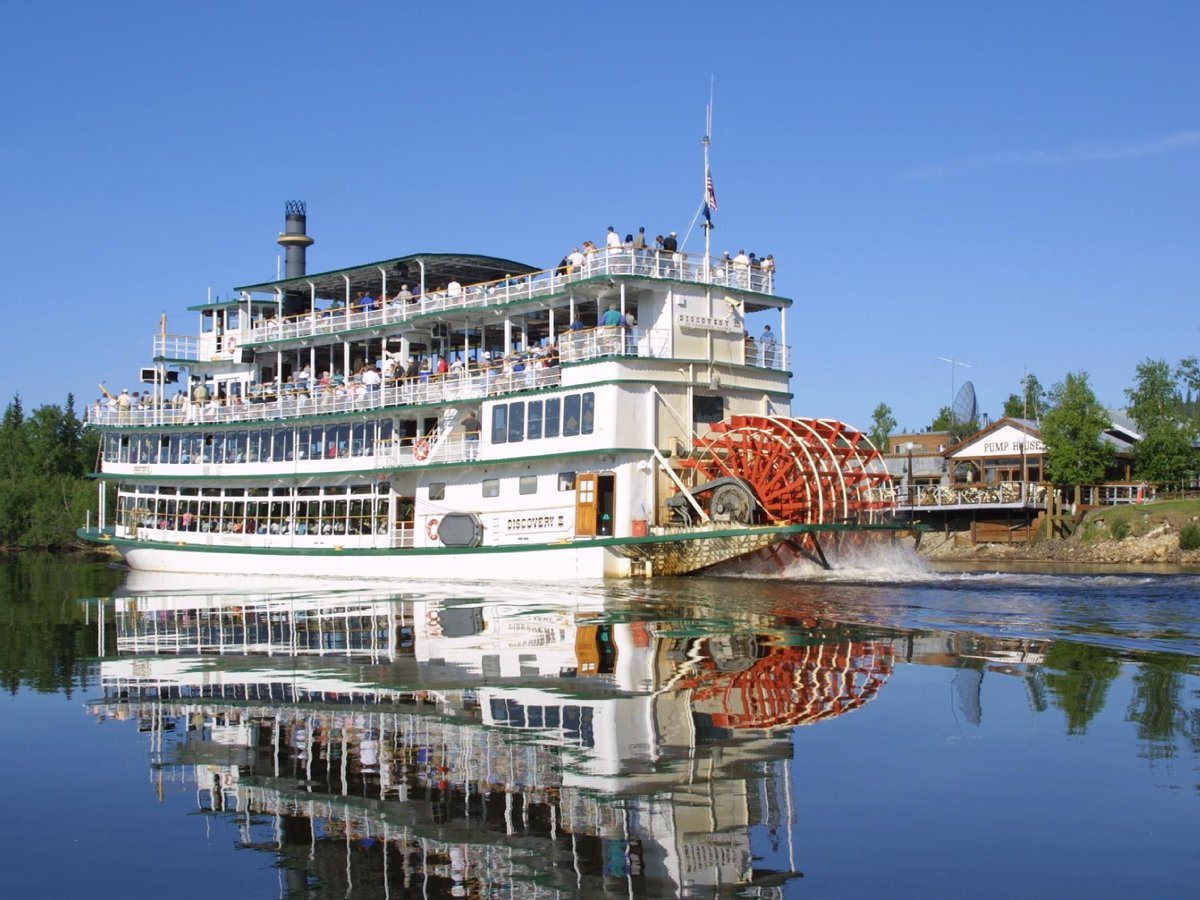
[277,201,314,279]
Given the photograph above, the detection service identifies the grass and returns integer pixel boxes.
[1078,498,1200,542]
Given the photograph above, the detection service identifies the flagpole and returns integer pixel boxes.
[702,131,711,284]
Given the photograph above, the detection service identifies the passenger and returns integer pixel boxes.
[633,226,647,250]
[395,284,414,303]
[605,226,622,250]
[461,410,481,459]
[759,324,778,367]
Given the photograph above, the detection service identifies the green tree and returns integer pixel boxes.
[1174,357,1200,424]
[0,394,100,550]
[1125,358,1198,483]
[868,402,896,452]
[1041,371,1112,485]
[930,406,978,444]
[1002,373,1047,420]
[930,406,953,431]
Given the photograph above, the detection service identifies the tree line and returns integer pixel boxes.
[869,356,1200,486]
[0,394,102,549]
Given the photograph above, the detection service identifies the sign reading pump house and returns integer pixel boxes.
[951,423,1045,459]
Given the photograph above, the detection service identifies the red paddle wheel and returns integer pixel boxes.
[680,416,892,525]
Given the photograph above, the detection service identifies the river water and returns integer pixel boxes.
[3,551,1199,898]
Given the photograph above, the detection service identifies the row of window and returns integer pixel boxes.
[101,390,599,464]
[492,392,594,444]
[117,470,580,533]
[117,484,396,537]
[103,419,403,465]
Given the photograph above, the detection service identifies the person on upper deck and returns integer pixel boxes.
[662,232,678,253]
[759,324,777,367]
[601,303,624,327]
[605,226,622,250]
[633,227,647,250]
[395,284,414,303]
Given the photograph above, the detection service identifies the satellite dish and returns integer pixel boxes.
[952,381,977,424]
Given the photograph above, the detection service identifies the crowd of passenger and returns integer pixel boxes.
[248,228,775,334]
[94,342,563,421]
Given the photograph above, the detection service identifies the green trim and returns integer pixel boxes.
[78,520,909,557]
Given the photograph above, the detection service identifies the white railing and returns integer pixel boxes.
[153,334,200,360]
[892,481,1049,509]
[89,365,562,428]
[245,250,777,345]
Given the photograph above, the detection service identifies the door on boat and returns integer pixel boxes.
[574,473,615,537]
[575,473,597,536]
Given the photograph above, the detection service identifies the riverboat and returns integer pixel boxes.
[80,202,898,579]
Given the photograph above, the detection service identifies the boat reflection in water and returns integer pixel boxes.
[88,575,896,897]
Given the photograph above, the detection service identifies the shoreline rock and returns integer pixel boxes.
[917,528,1200,566]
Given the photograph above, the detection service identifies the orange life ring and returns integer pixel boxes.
[427,517,440,541]
[414,438,431,461]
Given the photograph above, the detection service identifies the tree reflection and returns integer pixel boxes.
[1125,653,1196,764]
[1042,641,1120,735]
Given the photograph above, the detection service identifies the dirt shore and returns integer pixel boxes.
[917,500,1200,566]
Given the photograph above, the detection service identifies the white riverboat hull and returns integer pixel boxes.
[90,522,870,580]
[117,541,618,580]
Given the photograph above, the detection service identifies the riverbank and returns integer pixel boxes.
[918,499,1200,566]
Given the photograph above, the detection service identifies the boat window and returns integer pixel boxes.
[492,405,508,444]
[544,397,561,437]
[202,311,214,333]
[429,483,445,501]
[693,394,723,426]
[226,432,246,462]
[581,392,594,434]
[563,395,581,437]
[558,472,576,491]
[527,401,543,440]
[482,478,499,498]
[272,428,292,461]
[519,476,537,495]
[507,402,525,443]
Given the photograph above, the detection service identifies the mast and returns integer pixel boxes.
[702,87,714,283]
[702,132,712,283]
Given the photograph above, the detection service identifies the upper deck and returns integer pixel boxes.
[91,246,788,429]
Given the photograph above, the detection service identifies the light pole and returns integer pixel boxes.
[906,441,916,514]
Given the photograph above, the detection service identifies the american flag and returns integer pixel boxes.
[705,167,718,212]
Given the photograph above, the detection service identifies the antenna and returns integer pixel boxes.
[936,357,972,422]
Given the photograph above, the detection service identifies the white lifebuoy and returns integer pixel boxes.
[427,517,440,541]
[226,336,238,353]
[414,438,431,461]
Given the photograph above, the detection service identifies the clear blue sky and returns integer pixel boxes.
[2,1,1196,433]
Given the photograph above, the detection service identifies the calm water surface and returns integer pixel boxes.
[2,552,1199,898]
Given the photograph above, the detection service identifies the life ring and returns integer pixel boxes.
[427,517,440,541]
[226,336,238,353]
[414,438,431,461]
